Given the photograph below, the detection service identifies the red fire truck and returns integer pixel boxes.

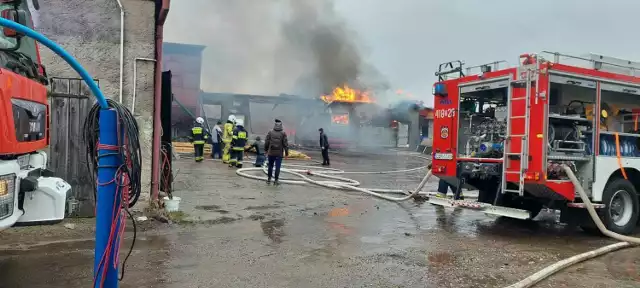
[0,0,71,231]
[430,52,640,235]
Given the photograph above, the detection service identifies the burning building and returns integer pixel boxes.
[295,85,404,149]
[192,85,425,151]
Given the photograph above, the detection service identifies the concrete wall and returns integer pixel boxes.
[33,0,157,202]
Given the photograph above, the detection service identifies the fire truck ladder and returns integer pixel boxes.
[501,61,536,196]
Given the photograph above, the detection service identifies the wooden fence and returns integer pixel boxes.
[49,77,98,217]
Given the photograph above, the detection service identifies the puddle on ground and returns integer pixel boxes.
[246,204,282,211]
[0,236,170,287]
[260,219,286,243]
[195,205,230,214]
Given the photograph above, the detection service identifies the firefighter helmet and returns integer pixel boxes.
[236,118,244,126]
[228,114,237,123]
[195,117,204,124]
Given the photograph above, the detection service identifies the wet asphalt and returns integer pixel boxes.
[0,149,639,288]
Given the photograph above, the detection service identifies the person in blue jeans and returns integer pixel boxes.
[246,136,266,167]
[264,119,289,185]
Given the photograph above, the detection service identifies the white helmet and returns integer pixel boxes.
[195,117,204,124]
[228,114,237,123]
[235,118,244,126]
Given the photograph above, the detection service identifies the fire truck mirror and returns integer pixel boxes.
[0,8,27,39]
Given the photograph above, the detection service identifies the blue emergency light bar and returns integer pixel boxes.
[433,83,447,97]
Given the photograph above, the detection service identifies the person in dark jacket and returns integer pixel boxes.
[265,119,289,185]
[246,136,265,167]
[319,128,330,166]
[229,118,248,168]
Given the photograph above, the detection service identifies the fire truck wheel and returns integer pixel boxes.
[600,178,639,235]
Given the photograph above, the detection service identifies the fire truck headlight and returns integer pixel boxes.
[0,174,15,197]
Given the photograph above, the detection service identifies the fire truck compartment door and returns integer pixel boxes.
[600,82,640,95]
[549,74,596,89]
[459,78,510,94]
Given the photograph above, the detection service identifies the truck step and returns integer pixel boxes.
[503,188,522,194]
[567,202,606,209]
[428,197,532,220]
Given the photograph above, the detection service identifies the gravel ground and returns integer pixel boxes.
[0,150,638,288]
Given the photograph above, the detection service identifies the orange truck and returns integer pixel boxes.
[0,0,70,231]
[430,52,640,235]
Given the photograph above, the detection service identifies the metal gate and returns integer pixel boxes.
[49,77,98,217]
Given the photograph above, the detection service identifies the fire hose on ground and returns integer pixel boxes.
[503,165,640,288]
[236,159,640,287]
[236,156,433,202]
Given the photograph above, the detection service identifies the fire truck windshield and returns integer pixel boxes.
[0,3,38,59]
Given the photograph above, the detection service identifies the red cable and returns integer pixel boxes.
[94,113,134,288]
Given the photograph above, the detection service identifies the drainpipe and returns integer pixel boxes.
[151,0,170,203]
[131,57,157,115]
[115,0,125,103]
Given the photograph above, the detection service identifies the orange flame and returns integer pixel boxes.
[332,114,349,124]
[321,84,373,104]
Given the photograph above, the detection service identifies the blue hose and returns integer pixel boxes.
[0,18,108,108]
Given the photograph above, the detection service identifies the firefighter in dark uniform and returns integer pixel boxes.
[191,117,209,162]
[229,118,248,168]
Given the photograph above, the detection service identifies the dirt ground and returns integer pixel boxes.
[0,150,639,288]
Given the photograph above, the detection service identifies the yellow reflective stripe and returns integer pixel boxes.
[238,131,247,139]
[192,127,203,134]
[232,136,238,139]
[232,147,244,151]
[194,140,205,144]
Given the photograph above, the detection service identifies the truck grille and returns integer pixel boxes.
[11,98,47,142]
[0,174,15,220]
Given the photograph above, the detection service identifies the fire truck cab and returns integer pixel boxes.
[430,52,640,235]
[0,0,71,231]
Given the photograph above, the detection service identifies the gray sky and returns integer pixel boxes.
[165,0,640,106]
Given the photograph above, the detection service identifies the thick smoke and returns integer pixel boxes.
[281,0,390,97]
[166,0,399,149]
[176,0,387,97]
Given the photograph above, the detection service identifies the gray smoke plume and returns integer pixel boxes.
[174,0,388,98]
[281,0,389,97]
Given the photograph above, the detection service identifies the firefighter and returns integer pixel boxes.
[190,117,209,162]
[229,118,248,168]
[222,114,236,163]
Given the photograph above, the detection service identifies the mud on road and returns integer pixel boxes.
[0,150,639,288]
